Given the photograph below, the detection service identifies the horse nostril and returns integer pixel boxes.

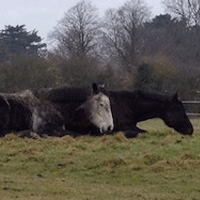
[100,126,105,134]
[107,125,112,132]
[100,125,113,134]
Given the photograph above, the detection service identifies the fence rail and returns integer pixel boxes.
[182,101,200,104]
[182,101,200,117]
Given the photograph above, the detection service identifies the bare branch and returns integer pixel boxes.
[49,0,101,59]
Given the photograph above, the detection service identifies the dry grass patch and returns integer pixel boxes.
[0,119,200,199]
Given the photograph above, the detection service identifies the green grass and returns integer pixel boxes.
[0,119,200,199]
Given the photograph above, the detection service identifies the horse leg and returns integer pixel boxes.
[123,126,147,138]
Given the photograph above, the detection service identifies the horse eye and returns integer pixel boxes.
[100,103,104,107]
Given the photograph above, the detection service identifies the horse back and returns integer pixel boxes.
[35,86,90,103]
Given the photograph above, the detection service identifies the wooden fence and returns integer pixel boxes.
[182,101,200,117]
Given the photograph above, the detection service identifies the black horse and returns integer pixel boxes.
[107,90,193,138]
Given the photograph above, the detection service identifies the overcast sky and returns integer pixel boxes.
[0,0,164,47]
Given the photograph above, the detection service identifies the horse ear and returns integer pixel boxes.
[92,82,99,94]
[171,92,179,102]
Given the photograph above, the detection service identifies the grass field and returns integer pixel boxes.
[0,119,200,200]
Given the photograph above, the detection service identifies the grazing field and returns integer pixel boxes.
[0,119,200,200]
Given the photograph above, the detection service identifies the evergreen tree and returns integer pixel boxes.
[0,25,46,62]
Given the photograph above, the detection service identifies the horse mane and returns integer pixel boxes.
[109,89,171,103]
[35,86,91,102]
[134,90,171,103]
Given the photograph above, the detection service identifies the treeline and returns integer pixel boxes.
[1,0,200,100]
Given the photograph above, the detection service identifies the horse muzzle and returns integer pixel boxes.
[176,123,193,136]
[100,124,114,134]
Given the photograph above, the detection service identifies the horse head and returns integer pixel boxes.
[77,83,114,134]
[162,93,193,135]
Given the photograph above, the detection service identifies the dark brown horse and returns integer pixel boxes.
[107,90,193,138]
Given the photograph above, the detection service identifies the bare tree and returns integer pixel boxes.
[102,0,151,71]
[49,0,100,59]
[163,0,200,26]
[162,0,200,69]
